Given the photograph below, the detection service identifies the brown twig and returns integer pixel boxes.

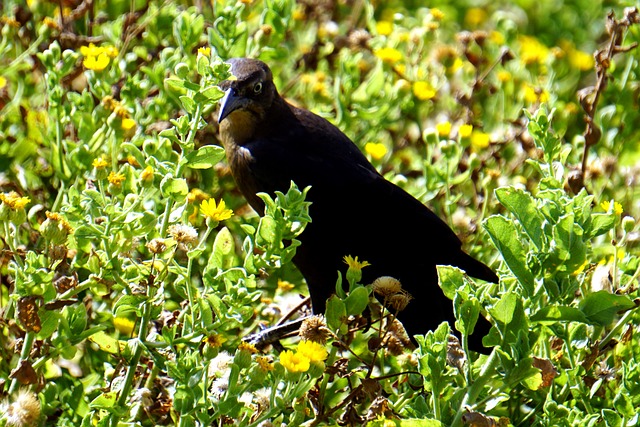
[576,7,640,191]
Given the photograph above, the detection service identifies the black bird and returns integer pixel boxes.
[217,58,498,351]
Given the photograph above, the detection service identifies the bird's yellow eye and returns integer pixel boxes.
[253,82,263,94]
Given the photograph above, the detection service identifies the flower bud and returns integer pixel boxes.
[622,216,635,233]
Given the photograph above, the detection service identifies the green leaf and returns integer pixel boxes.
[589,213,617,238]
[437,265,464,301]
[495,186,546,250]
[490,291,518,325]
[68,303,88,336]
[455,298,480,336]
[257,216,277,245]
[211,227,236,269]
[121,142,146,168]
[179,95,196,114]
[601,409,622,427]
[344,286,370,316]
[613,391,636,418]
[114,295,147,317]
[579,291,636,326]
[185,145,226,169]
[551,213,586,274]
[87,331,124,354]
[90,392,118,409]
[165,77,186,91]
[37,310,60,340]
[201,85,225,100]
[531,306,589,324]
[484,215,536,296]
[325,295,347,332]
[160,175,189,201]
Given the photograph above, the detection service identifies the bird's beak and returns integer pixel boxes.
[218,87,244,123]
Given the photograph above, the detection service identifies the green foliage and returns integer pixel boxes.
[1,0,639,426]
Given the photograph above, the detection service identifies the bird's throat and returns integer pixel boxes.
[219,110,260,148]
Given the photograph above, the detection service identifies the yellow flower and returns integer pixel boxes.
[45,211,73,234]
[140,165,154,182]
[458,124,473,138]
[238,342,258,354]
[104,46,118,58]
[83,53,110,71]
[292,7,306,20]
[522,84,550,104]
[0,16,20,28]
[42,17,60,30]
[436,121,452,137]
[80,43,102,57]
[201,198,234,222]
[343,255,371,270]
[0,192,30,210]
[600,200,623,215]
[364,142,387,160]
[277,279,295,292]
[518,35,549,65]
[0,76,7,89]
[256,356,274,371]
[470,131,491,149]
[430,8,445,20]
[375,21,393,36]
[464,7,487,27]
[412,81,436,101]
[490,31,505,45]
[449,57,464,74]
[297,340,328,363]
[107,171,126,185]
[92,157,109,169]
[496,70,511,82]
[374,47,403,64]
[569,49,594,71]
[121,117,136,131]
[204,333,226,348]
[279,350,310,373]
[198,46,211,57]
[187,188,209,203]
[114,317,135,335]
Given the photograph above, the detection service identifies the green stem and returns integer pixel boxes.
[562,323,594,413]
[451,349,500,427]
[5,34,46,74]
[54,105,68,178]
[9,331,36,394]
[109,290,154,426]
[4,222,25,270]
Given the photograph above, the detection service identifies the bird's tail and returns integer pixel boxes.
[451,252,499,283]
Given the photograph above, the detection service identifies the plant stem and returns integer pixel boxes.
[9,331,36,394]
[109,288,154,426]
[451,348,499,427]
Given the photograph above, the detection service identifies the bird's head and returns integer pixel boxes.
[217,58,277,124]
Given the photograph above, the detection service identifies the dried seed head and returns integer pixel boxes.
[146,238,167,254]
[299,314,330,344]
[168,224,198,247]
[446,334,466,371]
[386,290,413,312]
[383,318,413,355]
[3,390,41,427]
[372,276,402,297]
[347,28,371,49]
